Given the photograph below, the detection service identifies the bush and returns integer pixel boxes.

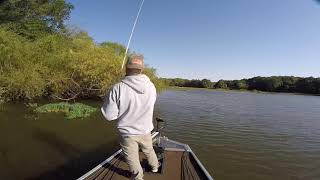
[0,28,163,101]
[144,67,167,92]
[0,29,47,100]
[0,0,163,101]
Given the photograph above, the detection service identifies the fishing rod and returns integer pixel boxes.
[121,0,145,70]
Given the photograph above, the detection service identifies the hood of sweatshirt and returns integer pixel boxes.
[121,74,151,94]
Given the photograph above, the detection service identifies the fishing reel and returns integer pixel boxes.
[155,117,167,146]
[156,117,166,131]
[155,117,166,169]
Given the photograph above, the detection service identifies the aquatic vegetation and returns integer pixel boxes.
[35,103,97,119]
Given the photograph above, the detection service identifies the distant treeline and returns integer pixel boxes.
[162,76,320,95]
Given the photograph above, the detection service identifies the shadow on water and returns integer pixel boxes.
[32,128,81,158]
[26,128,120,180]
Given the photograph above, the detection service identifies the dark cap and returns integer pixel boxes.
[126,54,145,70]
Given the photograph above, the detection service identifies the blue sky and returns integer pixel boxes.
[67,0,320,81]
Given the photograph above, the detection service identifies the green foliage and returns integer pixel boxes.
[164,76,320,95]
[144,67,167,92]
[201,79,213,88]
[162,78,214,88]
[167,78,190,87]
[0,0,73,39]
[39,31,124,100]
[0,28,162,101]
[295,77,320,94]
[215,80,228,89]
[100,41,126,56]
[234,80,248,89]
[35,102,97,119]
[0,29,47,100]
[247,76,283,91]
[0,0,165,101]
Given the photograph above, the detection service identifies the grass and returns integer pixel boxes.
[35,102,97,119]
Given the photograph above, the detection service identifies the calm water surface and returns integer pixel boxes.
[155,89,320,180]
[0,89,320,180]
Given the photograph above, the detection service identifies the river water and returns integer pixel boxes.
[0,89,320,180]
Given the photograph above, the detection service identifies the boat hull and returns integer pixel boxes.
[77,132,213,180]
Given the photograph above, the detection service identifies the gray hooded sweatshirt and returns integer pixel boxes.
[101,74,156,136]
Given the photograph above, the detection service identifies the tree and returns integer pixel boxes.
[266,77,283,91]
[201,79,213,88]
[215,80,228,89]
[184,79,202,88]
[100,42,126,56]
[295,77,318,94]
[225,80,235,89]
[0,0,74,39]
[234,80,248,89]
[171,78,189,87]
[247,76,282,92]
[0,27,163,101]
[278,76,299,92]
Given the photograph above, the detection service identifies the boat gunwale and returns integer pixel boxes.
[160,137,214,180]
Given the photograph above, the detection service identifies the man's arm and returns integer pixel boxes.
[101,87,119,121]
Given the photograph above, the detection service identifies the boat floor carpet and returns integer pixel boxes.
[84,150,203,180]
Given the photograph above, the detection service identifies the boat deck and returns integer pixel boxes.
[84,150,205,180]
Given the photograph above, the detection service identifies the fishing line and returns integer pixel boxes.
[121,0,145,70]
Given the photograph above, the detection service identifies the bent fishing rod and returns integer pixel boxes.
[121,0,145,70]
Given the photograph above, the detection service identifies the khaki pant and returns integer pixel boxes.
[120,134,159,180]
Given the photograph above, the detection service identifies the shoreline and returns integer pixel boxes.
[1,87,318,105]
[167,86,320,96]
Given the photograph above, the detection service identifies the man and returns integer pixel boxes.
[101,54,160,180]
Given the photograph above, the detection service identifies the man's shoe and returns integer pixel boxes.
[152,162,161,173]
[130,172,138,180]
